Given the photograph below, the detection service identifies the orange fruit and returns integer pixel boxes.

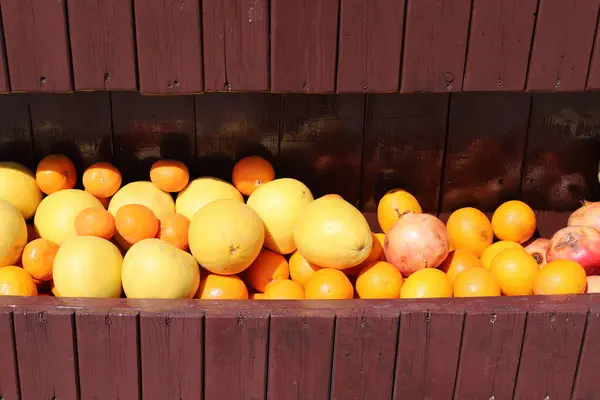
[439,249,482,282]
[26,224,39,243]
[157,213,190,250]
[400,268,453,299]
[0,266,37,296]
[534,260,586,295]
[289,250,321,286]
[21,238,59,281]
[446,207,493,257]
[244,248,289,292]
[356,261,403,299]
[195,273,249,299]
[115,204,159,249]
[490,248,539,296]
[480,241,523,271]
[453,267,501,297]
[305,268,354,299]
[96,196,111,209]
[587,276,600,293]
[344,232,386,277]
[377,189,422,233]
[264,279,305,299]
[150,159,190,193]
[75,207,115,240]
[232,156,275,196]
[35,154,77,195]
[250,292,265,300]
[491,200,536,243]
[82,162,122,198]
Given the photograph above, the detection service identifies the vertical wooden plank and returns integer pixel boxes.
[202,0,268,91]
[30,92,113,170]
[0,94,33,166]
[76,310,140,400]
[330,309,399,400]
[336,0,404,93]
[0,13,10,93]
[394,309,464,400]
[401,0,471,93]
[454,307,527,399]
[111,92,195,181]
[441,92,531,213]
[1,0,72,92]
[521,92,600,210]
[0,308,19,400]
[134,0,203,94]
[361,93,448,213]
[464,0,537,91]
[586,10,600,90]
[279,94,365,205]
[140,311,202,400]
[267,309,335,400]
[204,309,269,400]
[13,309,78,400]
[271,0,339,93]
[67,0,137,91]
[527,0,598,92]
[572,304,600,399]
[514,303,588,399]
[195,93,279,180]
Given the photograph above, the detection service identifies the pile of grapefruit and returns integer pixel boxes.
[0,153,596,300]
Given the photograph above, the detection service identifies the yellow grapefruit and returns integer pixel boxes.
[0,199,27,267]
[108,181,174,220]
[377,189,422,233]
[0,162,43,220]
[176,177,243,220]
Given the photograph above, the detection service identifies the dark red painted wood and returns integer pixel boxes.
[522,93,600,210]
[535,211,570,239]
[204,309,269,399]
[514,303,588,399]
[527,0,598,92]
[279,94,365,205]
[76,310,140,400]
[401,0,471,93]
[271,0,339,93]
[336,0,404,93]
[361,93,448,213]
[0,15,10,93]
[464,0,537,91]
[0,94,33,166]
[330,309,399,400]
[140,311,202,400]
[454,307,527,399]
[202,0,268,91]
[267,309,335,400]
[1,0,72,92]
[441,92,531,212]
[394,309,464,399]
[67,0,137,91]
[134,0,203,94]
[572,304,600,399]
[586,8,600,90]
[0,308,19,400]
[13,309,78,400]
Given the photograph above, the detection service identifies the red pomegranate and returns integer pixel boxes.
[547,226,600,276]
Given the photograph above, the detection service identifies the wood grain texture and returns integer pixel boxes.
[361,93,448,213]
[140,311,202,400]
[513,303,588,399]
[572,304,600,399]
[394,309,464,399]
[521,92,600,210]
[330,309,399,400]
[401,0,471,93]
[464,0,537,91]
[13,309,78,400]
[271,0,339,93]
[0,12,10,92]
[0,308,19,400]
[67,0,137,90]
[204,309,269,399]
[195,93,279,180]
[0,94,33,166]
[441,92,531,212]
[527,0,598,92]
[336,0,404,93]
[1,0,72,92]
[134,0,203,94]
[267,309,335,400]
[279,94,365,205]
[202,0,268,91]
[454,307,527,399]
[586,6,600,90]
[76,309,140,400]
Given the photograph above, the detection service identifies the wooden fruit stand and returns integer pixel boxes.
[0,0,599,399]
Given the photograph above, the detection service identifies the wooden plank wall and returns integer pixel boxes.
[0,0,599,94]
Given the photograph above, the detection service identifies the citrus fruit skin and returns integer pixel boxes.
[289,250,321,287]
[75,207,115,240]
[305,268,354,300]
[83,162,122,198]
[377,189,422,234]
[157,213,190,251]
[244,248,290,292]
[356,261,403,299]
[0,266,37,296]
[399,268,453,299]
[481,241,523,271]
[53,236,123,298]
[108,181,175,220]
[232,156,276,196]
[195,273,249,300]
[439,249,482,283]
[0,161,42,220]
[264,279,305,300]
[446,207,493,257]
[176,177,243,220]
[115,204,159,248]
[150,160,189,193]
[587,276,600,293]
[22,238,59,281]
[35,154,77,195]
[533,260,587,295]
[490,248,539,296]
[492,200,536,243]
[0,199,27,267]
[453,267,501,298]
